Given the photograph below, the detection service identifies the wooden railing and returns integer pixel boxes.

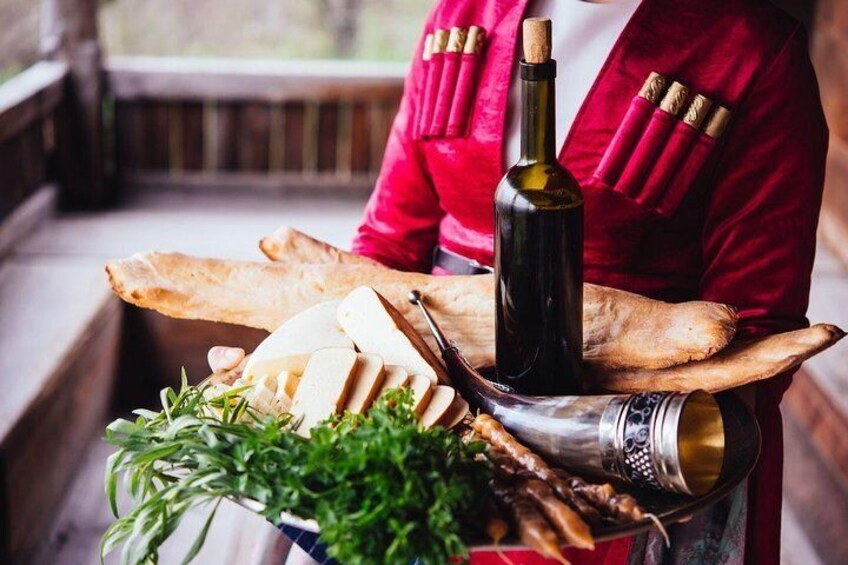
[0,62,68,222]
[105,57,406,194]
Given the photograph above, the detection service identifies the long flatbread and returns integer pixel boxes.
[105,251,738,371]
[260,228,739,370]
[595,324,845,393]
[260,227,381,267]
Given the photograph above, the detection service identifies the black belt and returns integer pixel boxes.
[432,246,494,275]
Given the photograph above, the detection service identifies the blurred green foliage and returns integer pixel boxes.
[99,0,431,61]
[0,0,431,85]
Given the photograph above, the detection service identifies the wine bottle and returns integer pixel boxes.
[494,17,584,396]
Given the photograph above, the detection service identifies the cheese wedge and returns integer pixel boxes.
[419,386,456,429]
[378,365,409,397]
[440,395,470,430]
[408,374,433,415]
[337,286,448,384]
[346,353,386,414]
[243,300,354,383]
[290,348,359,436]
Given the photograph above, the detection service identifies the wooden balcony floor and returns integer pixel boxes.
[16,190,368,262]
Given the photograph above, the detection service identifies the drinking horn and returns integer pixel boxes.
[408,290,727,497]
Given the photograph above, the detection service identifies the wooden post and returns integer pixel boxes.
[40,0,108,208]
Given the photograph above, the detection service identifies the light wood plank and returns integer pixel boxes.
[106,57,405,103]
[120,171,376,196]
[16,191,365,262]
[0,256,116,441]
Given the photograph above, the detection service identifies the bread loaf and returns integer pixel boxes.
[595,324,845,393]
[106,251,738,372]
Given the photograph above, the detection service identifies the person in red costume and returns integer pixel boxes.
[208,0,826,563]
[350,0,827,563]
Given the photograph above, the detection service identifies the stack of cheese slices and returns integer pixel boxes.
[217,286,469,437]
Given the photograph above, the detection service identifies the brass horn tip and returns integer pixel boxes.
[408,290,422,304]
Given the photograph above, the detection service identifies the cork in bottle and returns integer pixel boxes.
[523,17,551,63]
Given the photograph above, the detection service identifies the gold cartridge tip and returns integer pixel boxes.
[523,17,551,64]
[447,27,468,53]
[683,95,713,129]
[463,26,486,55]
[432,29,449,54]
[638,72,666,104]
[422,33,434,61]
[660,82,690,116]
[704,106,732,138]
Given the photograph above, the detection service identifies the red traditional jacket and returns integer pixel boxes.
[352,0,827,563]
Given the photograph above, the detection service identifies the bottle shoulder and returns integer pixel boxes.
[497,162,583,209]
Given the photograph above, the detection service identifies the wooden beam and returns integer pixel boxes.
[105,56,406,103]
[119,170,377,197]
[0,62,67,144]
[41,0,108,208]
[820,134,848,268]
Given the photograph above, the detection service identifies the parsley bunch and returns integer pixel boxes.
[102,373,490,565]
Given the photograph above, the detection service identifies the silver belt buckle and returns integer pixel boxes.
[468,258,494,274]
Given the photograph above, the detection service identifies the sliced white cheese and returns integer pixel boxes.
[419,385,456,429]
[440,395,470,430]
[244,373,280,415]
[408,374,433,415]
[290,348,359,436]
[273,370,298,413]
[243,300,354,383]
[278,370,300,399]
[378,365,409,398]
[345,353,386,414]
[337,287,448,384]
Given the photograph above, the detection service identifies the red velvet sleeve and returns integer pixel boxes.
[351,26,445,272]
[699,25,827,348]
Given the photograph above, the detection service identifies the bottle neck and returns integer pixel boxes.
[519,60,557,164]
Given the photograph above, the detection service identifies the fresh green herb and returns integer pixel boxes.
[102,372,490,565]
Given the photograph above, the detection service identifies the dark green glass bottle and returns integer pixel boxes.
[494,18,584,396]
